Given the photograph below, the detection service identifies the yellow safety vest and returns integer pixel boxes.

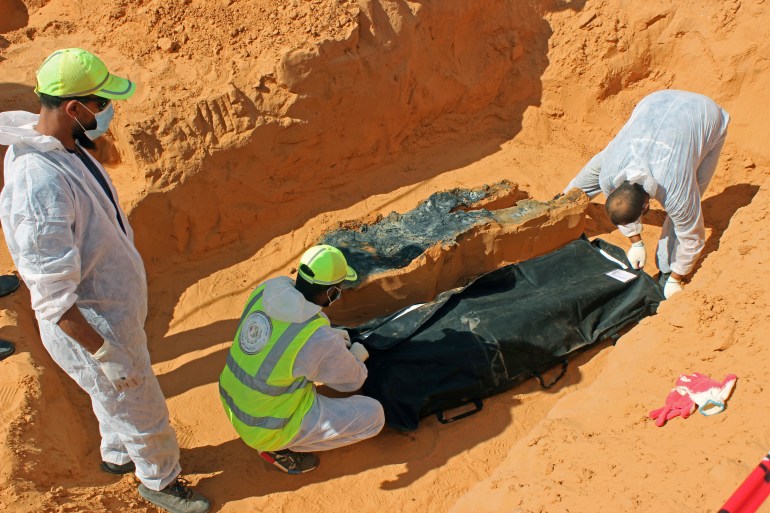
[219,283,329,451]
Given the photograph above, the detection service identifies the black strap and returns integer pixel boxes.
[533,360,569,389]
[68,148,126,234]
[435,399,484,424]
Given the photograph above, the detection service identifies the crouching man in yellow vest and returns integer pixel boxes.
[219,245,385,474]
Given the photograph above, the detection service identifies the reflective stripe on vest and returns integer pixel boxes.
[219,384,289,430]
[239,289,264,326]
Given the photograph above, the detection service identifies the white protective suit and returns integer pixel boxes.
[0,111,180,491]
[565,90,730,276]
[260,276,384,452]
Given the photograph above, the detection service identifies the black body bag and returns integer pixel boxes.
[346,237,664,432]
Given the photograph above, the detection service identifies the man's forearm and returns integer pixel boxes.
[57,306,104,354]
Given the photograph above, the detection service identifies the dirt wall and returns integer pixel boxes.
[121,0,554,266]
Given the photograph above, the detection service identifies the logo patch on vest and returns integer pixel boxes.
[239,312,272,355]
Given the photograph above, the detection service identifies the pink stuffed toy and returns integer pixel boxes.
[675,372,737,416]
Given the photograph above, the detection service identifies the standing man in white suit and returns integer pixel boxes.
[564,90,729,298]
[0,48,210,513]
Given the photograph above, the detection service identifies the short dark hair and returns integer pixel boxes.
[38,92,66,109]
[605,181,648,225]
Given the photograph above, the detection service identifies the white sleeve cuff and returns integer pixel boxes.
[618,220,643,238]
[33,288,79,323]
[669,262,692,277]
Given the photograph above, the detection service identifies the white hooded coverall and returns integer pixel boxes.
[0,111,180,491]
[565,90,730,276]
[259,276,384,452]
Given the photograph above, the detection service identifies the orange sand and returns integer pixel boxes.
[1,0,769,512]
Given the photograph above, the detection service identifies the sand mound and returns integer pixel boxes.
[1,0,769,512]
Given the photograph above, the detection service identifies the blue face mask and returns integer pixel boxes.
[75,101,114,141]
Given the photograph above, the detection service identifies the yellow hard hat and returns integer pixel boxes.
[298,245,357,286]
[35,48,135,100]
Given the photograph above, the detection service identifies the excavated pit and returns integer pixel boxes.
[322,183,588,325]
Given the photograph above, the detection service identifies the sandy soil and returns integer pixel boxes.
[1,0,769,512]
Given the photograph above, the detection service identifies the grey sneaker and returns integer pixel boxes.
[137,478,211,513]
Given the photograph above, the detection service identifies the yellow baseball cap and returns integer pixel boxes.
[298,245,357,286]
[35,48,136,100]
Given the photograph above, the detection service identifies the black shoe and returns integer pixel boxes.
[0,340,15,361]
[137,478,211,513]
[0,275,20,298]
[101,460,136,474]
[258,449,319,474]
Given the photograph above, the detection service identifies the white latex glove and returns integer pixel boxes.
[349,342,369,363]
[93,340,140,391]
[626,240,646,269]
[663,276,684,299]
[331,327,352,348]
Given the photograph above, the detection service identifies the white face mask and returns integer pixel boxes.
[326,286,342,306]
[75,101,114,141]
